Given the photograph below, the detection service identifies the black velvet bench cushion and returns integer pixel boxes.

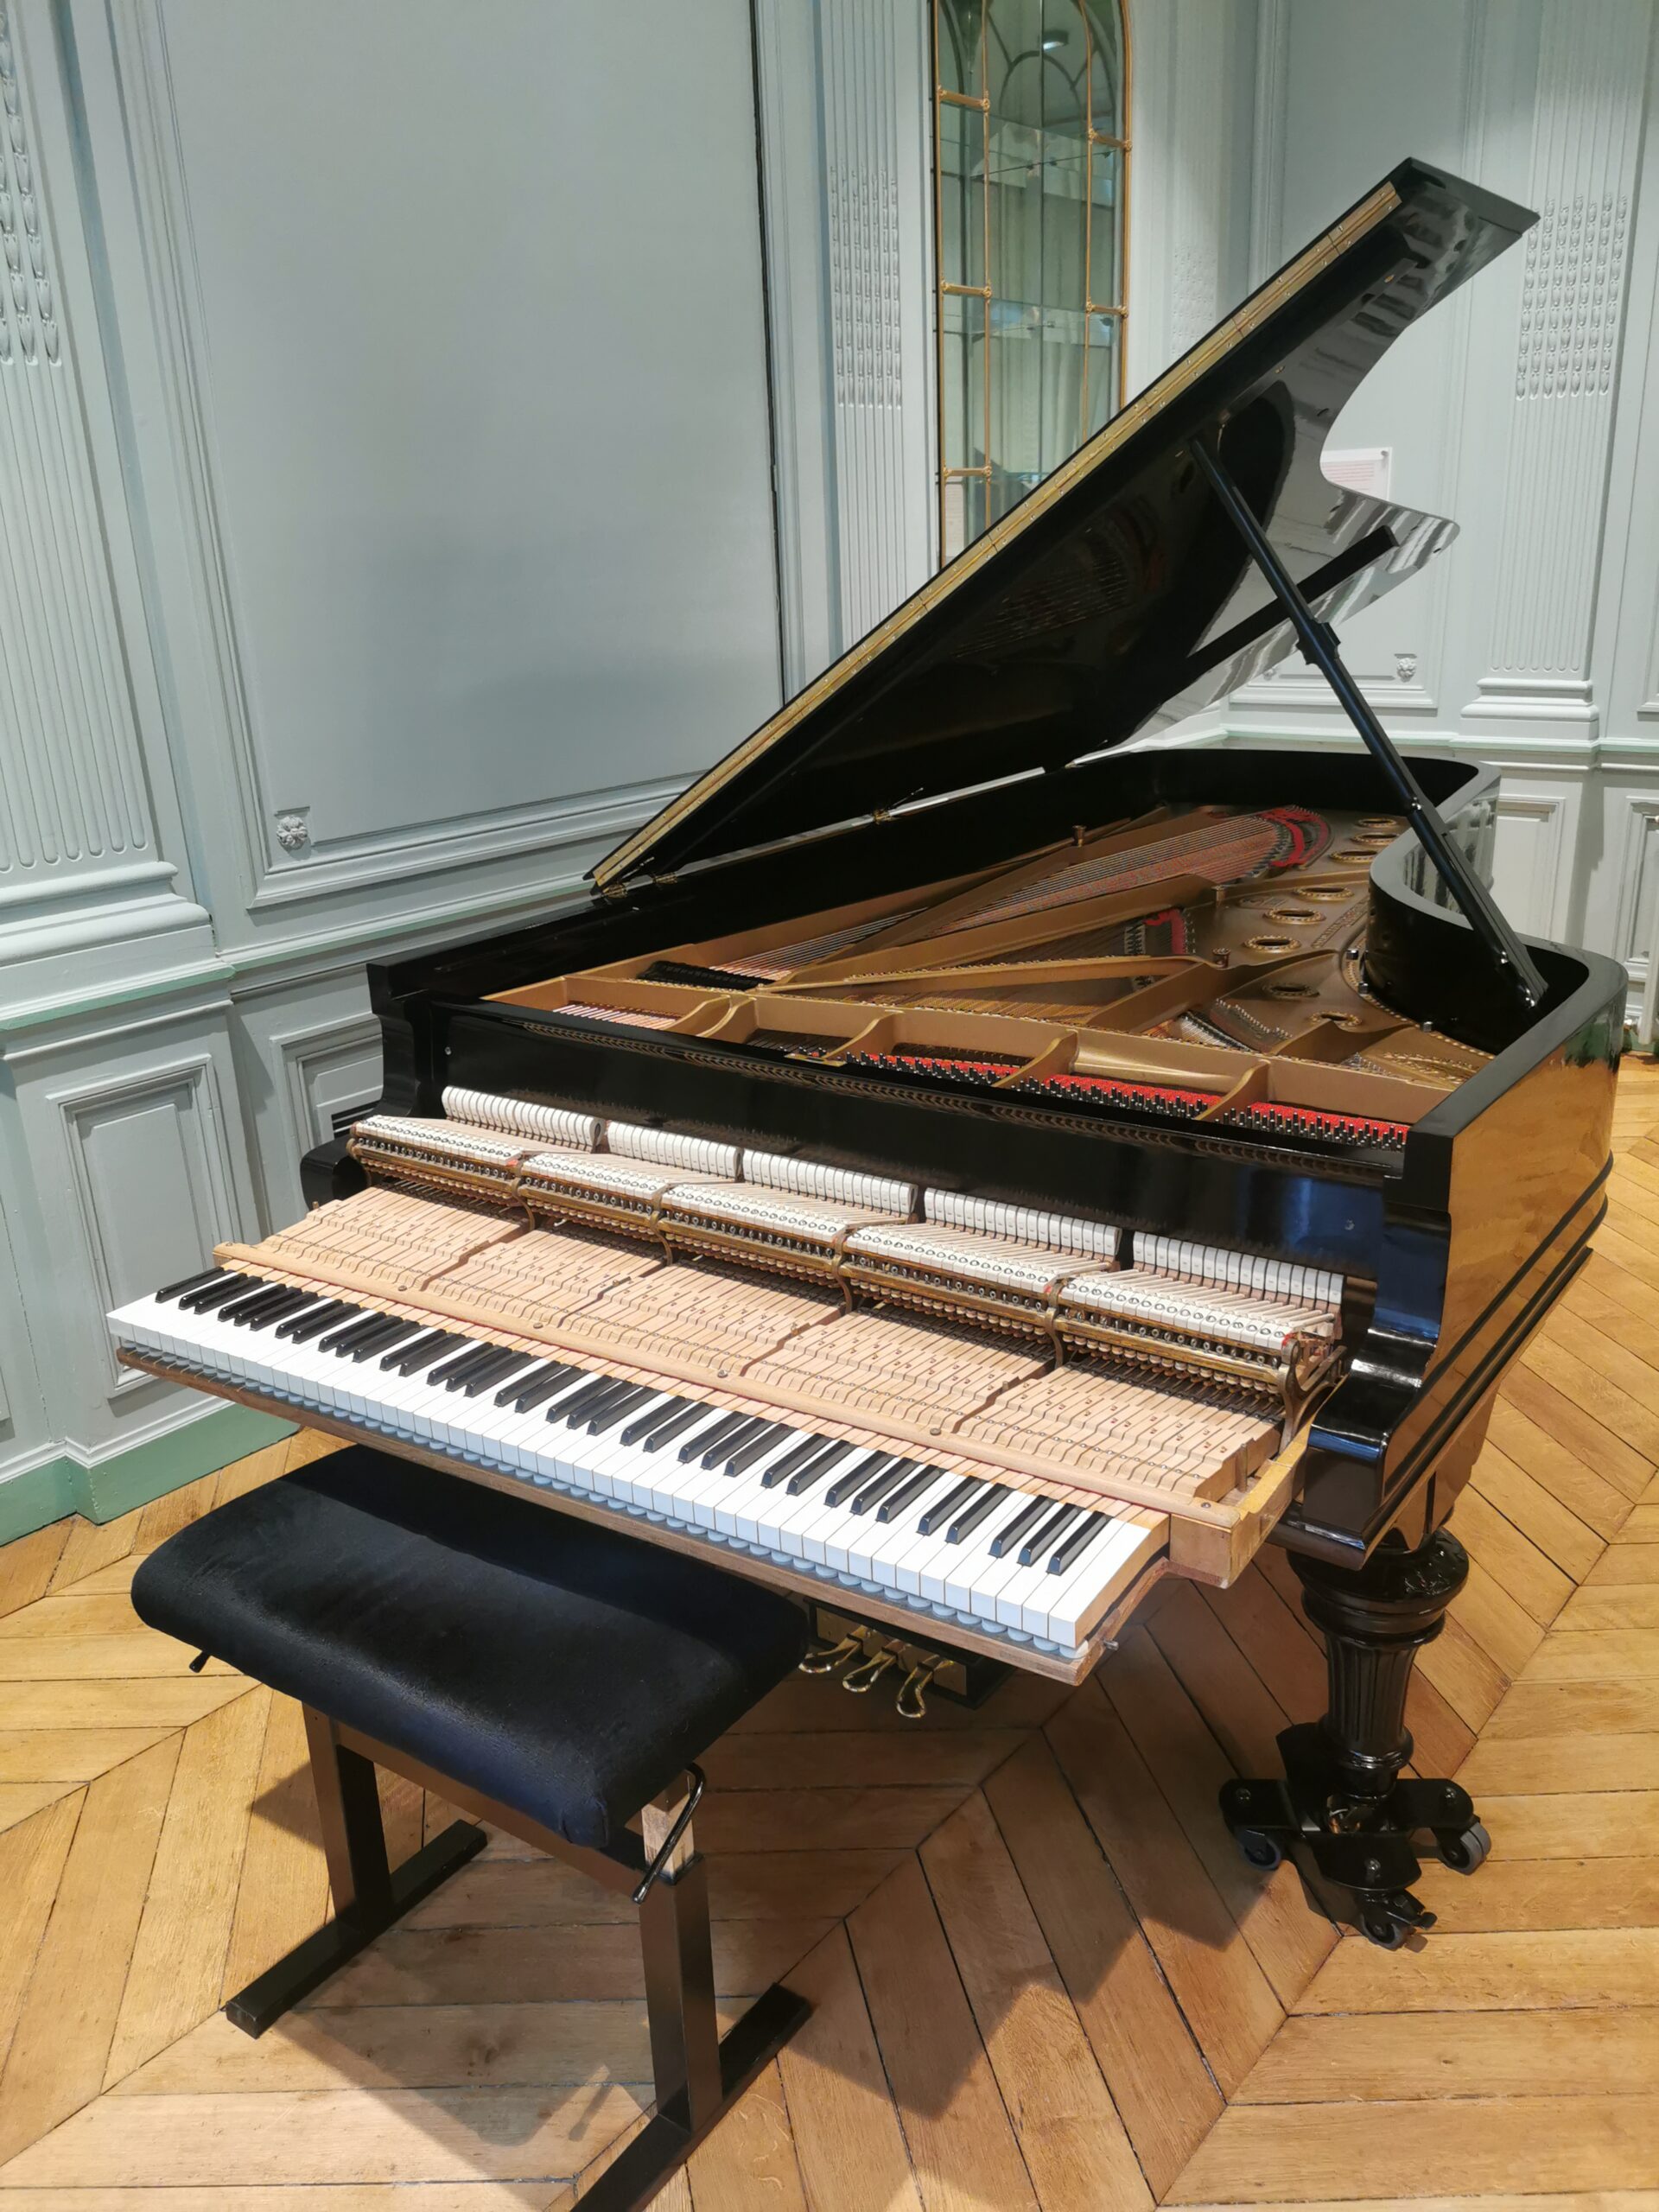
[130,1444,809,1849]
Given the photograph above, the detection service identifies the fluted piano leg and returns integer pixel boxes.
[1218,1529,1490,1948]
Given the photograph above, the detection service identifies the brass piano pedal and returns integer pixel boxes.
[894,1656,941,1721]
[841,1643,900,1695]
[798,1630,862,1677]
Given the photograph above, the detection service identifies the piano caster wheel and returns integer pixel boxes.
[1359,1907,1409,1950]
[842,1644,899,1695]
[894,1656,941,1721]
[799,1632,862,1677]
[1234,1827,1284,1872]
[1358,1891,1435,1949]
[1435,1820,1491,1874]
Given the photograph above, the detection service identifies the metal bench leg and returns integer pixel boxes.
[224,1706,487,2037]
[575,1783,810,2212]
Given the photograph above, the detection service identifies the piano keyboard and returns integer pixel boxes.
[109,1269,1166,1663]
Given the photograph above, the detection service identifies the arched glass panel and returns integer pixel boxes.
[933,0,1128,562]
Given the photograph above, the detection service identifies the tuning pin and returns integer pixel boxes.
[798,1630,861,1677]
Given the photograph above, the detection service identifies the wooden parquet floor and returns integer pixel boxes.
[1,1067,1656,2209]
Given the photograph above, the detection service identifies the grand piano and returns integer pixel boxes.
[111,161,1624,1943]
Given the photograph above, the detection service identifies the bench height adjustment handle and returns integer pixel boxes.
[633,1764,705,1904]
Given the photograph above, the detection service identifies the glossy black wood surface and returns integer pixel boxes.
[594,163,1535,890]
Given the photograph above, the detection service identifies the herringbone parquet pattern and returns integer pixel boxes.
[0,1065,1656,2209]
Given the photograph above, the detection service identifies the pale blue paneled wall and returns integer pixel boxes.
[0,0,782,1525]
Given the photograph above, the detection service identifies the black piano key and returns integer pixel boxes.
[878,1465,950,1525]
[175,1271,249,1312]
[220,1284,302,1325]
[1048,1510,1106,1575]
[620,1395,690,1446]
[213,1291,292,1332]
[918,1476,982,1535]
[264,1294,326,1336]
[579,1377,649,1429]
[785,1440,852,1496]
[338,1315,412,1359]
[988,1496,1047,1560]
[314,1309,385,1353]
[850,1458,918,1516]
[380,1327,453,1372]
[181,1274,259,1313]
[459,1346,524,1390]
[499,1360,576,1410]
[556,1376,625,1427]
[320,1312,400,1355]
[429,1342,499,1389]
[1018,1503,1081,1568]
[722,1422,794,1477]
[825,1452,893,1508]
[282,1300,355,1344]
[680,1411,747,1464]
[646,1402,718,1452]
[156,1267,230,1304]
[457,1350,531,1397]
[761,1432,835,1488]
[700,1414,766,1468]
[244,1290,322,1332]
[424,1341,492,1386]
[945,1484,1006,1543]
[587,1382,658,1433]
[353,1320,420,1362]
[390,1331,471,1376]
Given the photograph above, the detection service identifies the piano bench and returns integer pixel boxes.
[130,1444,812,2212]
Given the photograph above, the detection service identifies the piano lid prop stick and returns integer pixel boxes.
[1187,433,1546,1013]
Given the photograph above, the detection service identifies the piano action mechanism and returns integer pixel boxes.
[113,162,1625,1943]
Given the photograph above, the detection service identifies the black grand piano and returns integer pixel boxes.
[117,162,1624,1943]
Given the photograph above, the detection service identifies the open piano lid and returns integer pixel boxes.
[592,161,1534,896]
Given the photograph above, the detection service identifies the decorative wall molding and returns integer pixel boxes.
[1247,0,1289,286]
[1488,785,1576,941]
[0,6,184,931]
[1612,794,1659,969]
[244,776,689,912]
[1467,0,1650,728]
[1233,663,1440,721]
[1166,4,1227,359]
[1643,578,1659,718]
[276,1014,384,1158]
[89,0,750,929]
[817,0,935,643]
[1125,0,1253,403]
[753,0,839,691]
[50,1051,245,1400]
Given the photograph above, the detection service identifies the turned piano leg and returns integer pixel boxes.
[1218,1528,1489,1948]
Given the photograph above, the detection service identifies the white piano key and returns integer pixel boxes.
[942,1489,1035,1616]
[1039,1515,1152,1644]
